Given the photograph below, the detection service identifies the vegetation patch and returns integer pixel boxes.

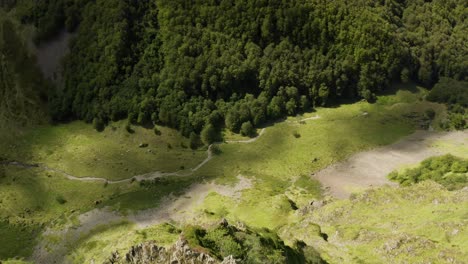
[0,121,206,181]
[388,155,468,190]
[181,222,324,263]
[294,182,468,263]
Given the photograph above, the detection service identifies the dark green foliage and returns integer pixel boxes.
[189,132,200,150]
[181,223,324,263]
[13,0,467,135]
[210,144,222,155]
[388,155,468,190]
[125,123,134,134]
[0,14,48,127]
[427,78,468,107]
[447,113,467,130]
[240,121,255,137]
[293,131,301,139]
[92,117,104,132]
[424,109,436,120]
[153,126,161,136]
[201,124,217,145]
[55,195,67,204]
[428,78,468,130]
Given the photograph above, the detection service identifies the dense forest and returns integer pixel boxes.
[0,10,49,129]
[4,0,468,137]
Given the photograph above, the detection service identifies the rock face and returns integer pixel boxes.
[104,238,239,264]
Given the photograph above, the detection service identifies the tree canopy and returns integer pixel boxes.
[8,0,468,135]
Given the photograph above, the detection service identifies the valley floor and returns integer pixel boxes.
[1,86,467,263]
[313,130,468,198]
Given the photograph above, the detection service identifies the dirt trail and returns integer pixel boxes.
[4,127,267,184]
[225,128,266,143]
[312,130,468,199]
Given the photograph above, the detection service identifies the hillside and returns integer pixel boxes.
[6,0,467,135]
[0,1,467,264]
[0,11,48,133]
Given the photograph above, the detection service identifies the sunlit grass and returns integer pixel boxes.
[1,121,206,180]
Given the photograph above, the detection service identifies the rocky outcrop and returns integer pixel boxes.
[104,238,239,264]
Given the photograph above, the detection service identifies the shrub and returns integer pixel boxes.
[449,113,466,130]
[210,144,222,155]
[240,121,255,137]
[92,117,105,132]
[201,124,217,145]
[425,109,436,120]
[55,195,67,204]
[125,123,134,133]
[293,131,301,138]
[388,155,468,190]
[427,78,468,107]
[189,132,200,150]
[154,126,161,135]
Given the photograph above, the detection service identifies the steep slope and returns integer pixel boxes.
[0,12,49,132]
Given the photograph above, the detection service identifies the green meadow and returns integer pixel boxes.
[1,85,460,262]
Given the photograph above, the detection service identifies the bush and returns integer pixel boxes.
[210,144,222,155]
[179,223,321,262]
[425,109,436,120]
[293,131,301,138]
[55,195,67,204]
[427,78,468,107]
[92,117,105,132]
[388,155,468,190]
[189,132,200,150]
[125,123,134,133]
[201,124,217,145]
[449,113,466,130]
[154,126,161,135]
[240,121,255,137]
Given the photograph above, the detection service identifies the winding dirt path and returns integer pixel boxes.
[312,130,468,199]
[3,128,267,184]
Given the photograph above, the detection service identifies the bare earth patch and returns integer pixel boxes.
[312,130,468,199]
[32,175,252,263]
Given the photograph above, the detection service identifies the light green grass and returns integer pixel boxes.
[296,181,468,263]
[195,88,443,231]
[1,121,206,180]
[67,222,180,263]
[198,91,440,183]
[0,86,449,261]
[0,166,200,260]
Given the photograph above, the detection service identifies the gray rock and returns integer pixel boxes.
[104,238,220,264]
[221,255,240,264]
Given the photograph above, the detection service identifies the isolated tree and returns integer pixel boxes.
[189,132,199,149]
[201,124,216,145]
[92,117,104,132]
[240,121,255,137]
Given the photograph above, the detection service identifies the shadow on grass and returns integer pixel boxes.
[0,166,48,260]
[0,220,40,260]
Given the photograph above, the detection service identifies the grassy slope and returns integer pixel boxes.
[195,87,443,229]
[0,85,452,261]
[0,166,202,260]
[1,121,206,180]
[68,222,180,263]
[285,181,468,264]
